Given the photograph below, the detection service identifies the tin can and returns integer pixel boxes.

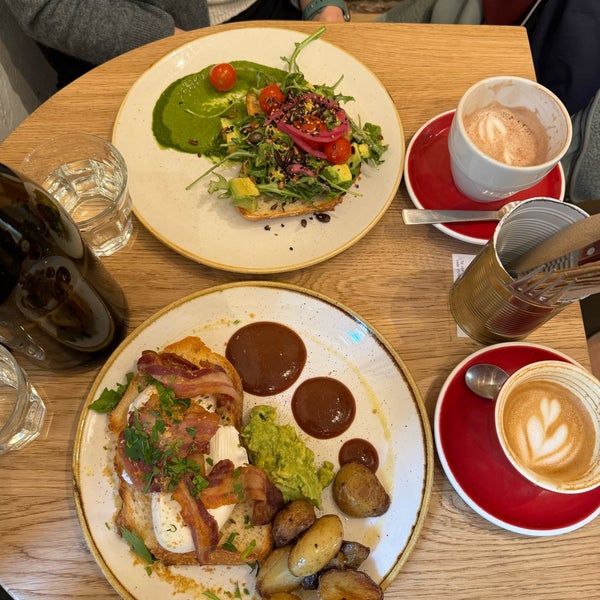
[449,198,589,344]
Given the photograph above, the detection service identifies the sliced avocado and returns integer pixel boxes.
[348,142,362,171]
[220,117,238,152]
[230,177,260,200]
[357,143,371,159]
[323,163,353,185]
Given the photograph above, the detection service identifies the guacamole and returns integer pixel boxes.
[241,405,334,509]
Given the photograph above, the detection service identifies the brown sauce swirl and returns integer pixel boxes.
[291,376,356,439]
[226,321,306,396]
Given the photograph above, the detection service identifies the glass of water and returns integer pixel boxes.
[0,344,46,454]
[21,133,133,256]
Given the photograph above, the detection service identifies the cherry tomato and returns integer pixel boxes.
[209,63,237,92]
[293,115,327,136]
[324,137,352,164]
[259,84,285,114]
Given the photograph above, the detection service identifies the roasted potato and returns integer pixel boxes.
[256,546,304,597]
[318,568,384,600]
[332,462,391,518]
[264,593,302,600]
[302,540,371,590]
[288,514,343,577]
[328,540,370,570]
[272,499,316,548]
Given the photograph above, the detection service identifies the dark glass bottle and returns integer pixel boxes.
[0,162,128,370]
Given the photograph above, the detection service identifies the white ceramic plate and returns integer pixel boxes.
[112,27,404,273]
[73,282,432,599]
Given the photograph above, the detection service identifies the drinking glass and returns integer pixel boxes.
[21,133,133,256]
[0,344,46,454]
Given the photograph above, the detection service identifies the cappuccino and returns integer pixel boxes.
[495,360,600,493]
[463,101,549,167]
[500,380,596,485]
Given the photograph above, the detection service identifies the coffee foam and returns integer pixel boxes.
[501,380,596,484]
[463,101,549,167]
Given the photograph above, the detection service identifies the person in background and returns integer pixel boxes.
[3,0,349,88]
[378,0,600,115]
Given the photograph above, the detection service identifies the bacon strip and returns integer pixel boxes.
[137,350,242,404]
[199,460,284,524]
[172,479,219,563]
[241,465,285,525]
[201,460,243,508]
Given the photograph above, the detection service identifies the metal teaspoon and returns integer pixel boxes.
[464,363,510,400]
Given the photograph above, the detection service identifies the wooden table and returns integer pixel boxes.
[0,22,596,600]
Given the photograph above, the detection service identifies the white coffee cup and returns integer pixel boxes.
[448,76,572,202]
[495,360,600,494]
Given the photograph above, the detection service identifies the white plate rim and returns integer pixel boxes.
[434,341,600,536]
[73,281,434,598]
[112,27,404,273]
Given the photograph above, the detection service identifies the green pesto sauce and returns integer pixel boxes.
[241,405,335,509]
[152,60,287,156]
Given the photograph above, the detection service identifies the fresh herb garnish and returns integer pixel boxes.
[222,532,238,552]
[121,378,208,495]
[88,373,133,413]
[240,539,256,560]
[120,526,156,566]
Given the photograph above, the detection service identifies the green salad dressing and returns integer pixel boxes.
[152,60,287,155]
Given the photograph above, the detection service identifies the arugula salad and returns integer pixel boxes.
[152,27,388,215]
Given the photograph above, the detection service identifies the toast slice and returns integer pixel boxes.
[115,479,274,566]
[237,194,345,221]
[109,336,280,567]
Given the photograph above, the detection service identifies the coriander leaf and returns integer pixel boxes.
[240,539,256,560]
[222,532,238,552]
[88,373,133,413]
[120,526,156,565]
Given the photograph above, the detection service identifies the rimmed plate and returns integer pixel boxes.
[434,342,600,536]
[113,28,404,273]
[404,110,565,245]
[73,282,433,599]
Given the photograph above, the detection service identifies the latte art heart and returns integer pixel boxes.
[501,379,597,484]
[517,397,574,469]
[463,101,549,167]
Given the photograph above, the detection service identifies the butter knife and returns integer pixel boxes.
[402,202,518,224]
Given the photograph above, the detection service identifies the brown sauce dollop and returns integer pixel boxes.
[226,321,307,396]
[338,438,379,472]
[291,377,356,439]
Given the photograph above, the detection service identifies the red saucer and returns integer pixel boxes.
[434,343,600,535]
[405,111,565,245]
